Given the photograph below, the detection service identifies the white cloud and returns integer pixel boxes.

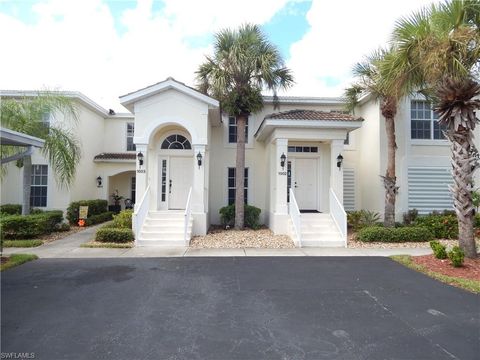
[286,0,435,97]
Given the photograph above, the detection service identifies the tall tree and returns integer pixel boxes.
[386,0,480,257]
[1,92,81,215]
[196,24,293,229]
[344,49,403,227]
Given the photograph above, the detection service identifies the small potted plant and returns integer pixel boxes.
[109,190,124,214]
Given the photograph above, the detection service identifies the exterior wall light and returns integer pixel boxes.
[197,152,203,168]
[96,176,103,187]
[137,152,144,166]
[280,153,286,169]
[337,154,344,170]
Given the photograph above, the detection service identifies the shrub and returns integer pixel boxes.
[0,204,22,215]
[474,213,480,228]
[219,204,262,229]
[0,211,64,239]
[357,226,434,242]
[66,199,108,224]
[403,209,419,225]
[112,210,133,229]
[95,227,134,243]
[55,222,71,232]
[447,246,465,267]
[30,208,44,214]
[347,210,381,231]
[430,240,447,259]
[414,214,458,239]
[84,212,114,226]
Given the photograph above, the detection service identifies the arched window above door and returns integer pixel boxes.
[161,134,192,150]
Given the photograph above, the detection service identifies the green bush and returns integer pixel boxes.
[447,246,465,267]
[95,227,134,243]
[66,199,108,225]
[55,222,71,232]
[84,212,114,226]
[430,240,447,259]
[112,210,133,229]
[0,204,22,215]
[474,213,480,228]
[414,214,458,239]
[357,226,434,242]
[347,210,381,231]
[219,204,262,229]
[0,211,64,239]
[403,209,419,225]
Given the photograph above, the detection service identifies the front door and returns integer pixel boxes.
[169,157,193,209]
[294,158,317,210]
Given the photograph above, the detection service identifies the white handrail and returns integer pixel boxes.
[184,187,193,245]
[133,184,150,244]
[329,188,347,246]
[288,188,302,247]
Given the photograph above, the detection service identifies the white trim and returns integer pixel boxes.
[262,96,343,105]
[119,78,219,110]
[0,127,45,148]
[135,117,202,145]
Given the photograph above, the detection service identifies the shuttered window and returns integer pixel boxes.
[408,167,453,214]
[343,168,355,211]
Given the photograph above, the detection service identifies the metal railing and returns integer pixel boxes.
[133,184,150,244]
[184,187,193,245]
[329,188,347,246]
[288,188,302,247]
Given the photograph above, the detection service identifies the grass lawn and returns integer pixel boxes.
[391,255,480,293]
[2,239,43,248]
[1,254,38,271]
[80,241,134,249]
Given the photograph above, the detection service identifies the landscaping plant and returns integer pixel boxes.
[447,246,465,268]
[414,214,458,239]
[357,226,434,242]
[429,240,447,259]
[219,204,262,229]
[347,210,381,232]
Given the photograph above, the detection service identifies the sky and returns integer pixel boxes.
[0,0,435,112]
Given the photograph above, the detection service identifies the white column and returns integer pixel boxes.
[192,144,206,213]
[274,138,289,214]
[330,139,344,203]
[134,144,147,212]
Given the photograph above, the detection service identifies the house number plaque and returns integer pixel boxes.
[278,171,287,175]
[137,169,146,173]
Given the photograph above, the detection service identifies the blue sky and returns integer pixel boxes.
[0,0,432,109]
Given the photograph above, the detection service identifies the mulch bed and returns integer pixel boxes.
[413,254,480,281]
[1,257,9,265]
[38,226,85,243]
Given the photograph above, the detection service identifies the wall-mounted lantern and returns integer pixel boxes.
[137,152,144,166]
[96,176,103,188]
[336,154,344,170]
[197,152,203,168]
[280,153,286,169]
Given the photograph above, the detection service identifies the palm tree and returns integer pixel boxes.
[1,92,81,215]
[344,49,403,227]
[196,24,293,229]
[386,0,480,257]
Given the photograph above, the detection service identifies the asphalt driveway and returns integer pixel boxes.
[1,257,479,360]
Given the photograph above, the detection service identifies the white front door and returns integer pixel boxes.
[169,157,193,209]
[294,158,318,210]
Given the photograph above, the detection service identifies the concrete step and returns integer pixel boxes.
[147,211,185,220]
[301,231,341,240]
[143,224,192,232]
[140,230,190,240]
[137,239,186,247]
[302,239,345,247]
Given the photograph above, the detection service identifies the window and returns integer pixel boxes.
[344,132,350,145]
[127,123,136,151]
[227,167,248,205]
[288,146,318,153]
[228,116,248,143]
[161,134,191,149]
[411,100,447,140]
[161,160,167,201]
[131,177,136,203]
[30,165,48,207]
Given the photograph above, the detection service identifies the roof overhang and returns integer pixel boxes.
[262,96,344,106]
[255,119,363,141]
[119,77,219,112]
[0,127,45,147]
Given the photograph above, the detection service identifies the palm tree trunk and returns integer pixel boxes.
[383,116,397,227]
[449,129,477,258]
[22,155,32,215]
[234,115,246,229]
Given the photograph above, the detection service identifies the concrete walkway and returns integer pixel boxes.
[2,225,433,258]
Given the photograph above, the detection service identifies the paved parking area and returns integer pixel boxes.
[2,257,478,360]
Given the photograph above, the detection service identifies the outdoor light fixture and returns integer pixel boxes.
[137,152,144,166]
[96,176,103,188]
[336,154,344,170]
[280,153,286,169]
[197,151,203,168]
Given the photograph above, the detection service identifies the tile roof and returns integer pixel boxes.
[94,153,136,161]
[265,109,362,122]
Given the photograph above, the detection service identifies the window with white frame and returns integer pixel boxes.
[131,177,136,203]
[228,116,248,143]
[30,165,48,207]
[227,167,248,205]
[127,122,136,151]
[411,100,447,140]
